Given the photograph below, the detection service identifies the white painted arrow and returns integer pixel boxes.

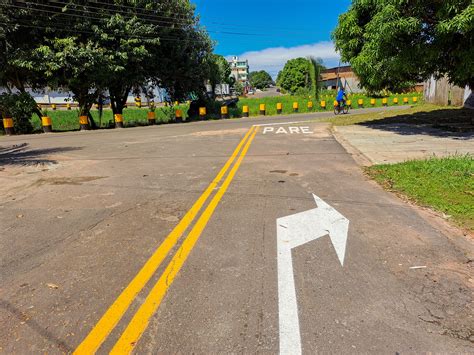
[277,194,349,355]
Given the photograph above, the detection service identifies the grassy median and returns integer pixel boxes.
[367,155,474,231]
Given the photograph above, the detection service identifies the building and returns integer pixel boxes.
[320,65,362,93]
[229,56,249,85]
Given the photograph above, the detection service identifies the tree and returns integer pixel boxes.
[333,1,474,92]
[277,57,325,97]
[249,70,273,90]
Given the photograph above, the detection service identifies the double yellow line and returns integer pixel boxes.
[75,126,259,354]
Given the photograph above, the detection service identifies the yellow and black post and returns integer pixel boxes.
[114,113,124,128]
[221,106,229,119]
[382,98,388,106]
[199,107,207,120]
[307,101,313,111]
[346,100,352,108]
[320,100,326,110]
[403,97,409,105]
[135,97,142,108]
[42,116,52,133]
[176,109,184,123]
[276,102,283,114]
[79,115,89,130]
[393,97,399,105]
[3,117,14,135]
[242,105,249,117]
[66,103,71,110]
[259,104,266,116]
[370,99,376,106]
[51,104,57,111]
[147,111,156,125]
[293,102,299,113]
[358,99,364,108]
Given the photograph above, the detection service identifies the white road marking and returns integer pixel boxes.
[277,194,349,355]
[262,126,314,135]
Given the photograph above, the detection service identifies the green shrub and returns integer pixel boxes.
[0,92,37,134]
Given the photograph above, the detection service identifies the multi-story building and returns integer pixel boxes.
[229,56,249,85]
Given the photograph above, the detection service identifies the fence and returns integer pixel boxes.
[424,76,472,107]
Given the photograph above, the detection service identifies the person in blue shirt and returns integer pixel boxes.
[336,87,347,107]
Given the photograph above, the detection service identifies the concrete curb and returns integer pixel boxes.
[331,125,373,167]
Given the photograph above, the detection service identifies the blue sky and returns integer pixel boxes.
[193,0,352,76]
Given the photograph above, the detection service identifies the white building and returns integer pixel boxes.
[229,56,249,85]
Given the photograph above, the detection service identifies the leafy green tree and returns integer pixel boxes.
[233,81,244,96]
[333,0,474,92]
[277,57,324,97]
[249,70,273,90]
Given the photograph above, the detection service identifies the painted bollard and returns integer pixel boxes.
[135,98,142,108]
[307,101,313,111]
[42,116,52,133]
[382,98,388,106]
[293,102,299,113]
[3,117,14,135]
[370,99,376,106]
[221,106,229,119]
[199,107,207,120]
[403,97,409,104]
[79,115,89,130]
[320,100,326,110]
[346,100,352,108]
[147,111,156,125]
[333,100,339,107]
[115,113,124,128]
[276,103,283,114]
[413,97,418,103]
[393,97,399,105]
[176,109,184,123]
[259,103,266,116]
[52,104,57,110]
[358,99,364,108]
[66,103,71,110]
[242,105,249,117]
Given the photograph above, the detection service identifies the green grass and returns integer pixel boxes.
[229,91,423,118]
[367,155,474,230]
[29,105,189,132]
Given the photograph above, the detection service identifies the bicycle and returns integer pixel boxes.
[334,100,349,115]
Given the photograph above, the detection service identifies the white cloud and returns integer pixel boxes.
[227,41,340,78]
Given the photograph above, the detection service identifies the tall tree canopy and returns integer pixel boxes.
[277,57,325,97]
[249,70,273,90]
[333,0,474,92]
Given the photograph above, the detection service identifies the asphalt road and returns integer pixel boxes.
[0,109,472,354]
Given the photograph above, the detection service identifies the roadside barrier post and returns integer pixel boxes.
[276,103,282,114]
[293,102,299,113]
[370,99,376,106]
[147,111,156,125]
[115,114,124,128]
[176,109,184,123]
[221,106,229,119]
[320,100,326,110]
[199,107,207,120]
[42,116,52,133]
[358,99,364,108]
[52,104,57,111]
[393,97,399,105]
[346,100,352,108]
[259,104,266,116]
[66,103,71,110]
[135,97,142,108]
[79,115,90,130]
[333,100,339,108]
[307,101,313,111]
[3,117,14,135]
[242,105,249,117]
[382,98,388,106]
[413,97,418,103]
[403,97,409,105]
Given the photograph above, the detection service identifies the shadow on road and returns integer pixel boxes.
[0,143,82,167]
[359,108,474,140]
[0,299,73,352]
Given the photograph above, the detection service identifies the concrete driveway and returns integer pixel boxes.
[1,110,472,353]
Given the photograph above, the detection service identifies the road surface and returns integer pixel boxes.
[1,109,472,353]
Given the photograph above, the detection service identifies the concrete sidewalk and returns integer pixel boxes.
[334,123,474,165]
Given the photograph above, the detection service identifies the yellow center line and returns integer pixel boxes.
[110,127,259,354]
[74,126,255,354]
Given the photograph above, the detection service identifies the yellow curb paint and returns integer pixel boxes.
[110,127,259,354]
[74,127,256,354]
